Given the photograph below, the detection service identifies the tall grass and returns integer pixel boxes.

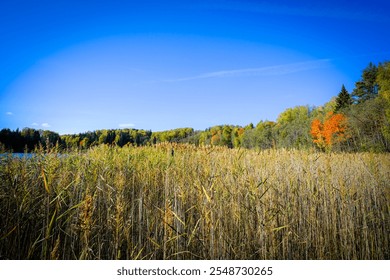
[0,144,389,259]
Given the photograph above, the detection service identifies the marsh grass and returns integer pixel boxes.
[0,144,389,259]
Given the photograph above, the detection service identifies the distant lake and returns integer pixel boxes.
[0,153,35,159]
[0,153,65,159]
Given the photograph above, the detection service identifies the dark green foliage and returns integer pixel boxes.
[63,128,152,149]
[0,128,61,152]
[335,85,352,112]
[352,62,379,103]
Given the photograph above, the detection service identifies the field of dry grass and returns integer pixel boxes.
[0,143,389,259]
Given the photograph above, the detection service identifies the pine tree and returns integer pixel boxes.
[335,84,352,112]
[352,62,379,103]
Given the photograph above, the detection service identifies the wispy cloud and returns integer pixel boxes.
[6,112,13,115]
[31,122,39,126]
[118,123,135,128]
[161,59,331,83]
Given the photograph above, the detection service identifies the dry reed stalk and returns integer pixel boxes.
[0,144,388,259]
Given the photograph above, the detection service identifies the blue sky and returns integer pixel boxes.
[1,0,389,134]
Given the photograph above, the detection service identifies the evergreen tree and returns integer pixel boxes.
[335,85,352,112]
[352,62,379,103]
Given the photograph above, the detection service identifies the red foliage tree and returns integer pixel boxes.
[311,112,349,150]
[311,119,325,149]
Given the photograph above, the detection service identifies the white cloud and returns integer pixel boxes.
[161,59,331,82]
[6,112,13,115]
[31,122,39,126]
[41,123,51,128]
[118,123,135,128]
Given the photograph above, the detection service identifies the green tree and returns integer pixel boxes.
[41,130,61,148]
[21,128,41,151]
[232,127,245,148]
[335,85,352,112]
[242,121,275,149]
[0,128,14,151]
[352,62,379,103]
[275,106,312,149]
[115,131,130,147]
[199,130,211,146]
[345,98,388,151]
[377,61,390,148]
[98,130,108,145]
[221,126,233,148]
[245,123,254,130]
[80,137,89,149]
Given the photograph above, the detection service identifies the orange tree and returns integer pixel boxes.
[311,112,349,150]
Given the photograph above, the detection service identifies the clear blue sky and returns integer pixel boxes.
[1,0,389,134]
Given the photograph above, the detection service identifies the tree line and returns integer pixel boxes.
[1,61,389,153]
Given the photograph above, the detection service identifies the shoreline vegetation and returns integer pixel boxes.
[0,143,389,259]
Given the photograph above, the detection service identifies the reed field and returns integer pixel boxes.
[0,143,389,260]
